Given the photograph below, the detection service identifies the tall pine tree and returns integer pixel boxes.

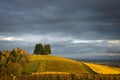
[34,43,44,55]
[44,44,51,55]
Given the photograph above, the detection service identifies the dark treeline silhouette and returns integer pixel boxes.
[34,43,51,55]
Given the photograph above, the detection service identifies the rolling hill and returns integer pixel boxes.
[22,55,120,75]
[83,62,120,74]
[23,55,96,74]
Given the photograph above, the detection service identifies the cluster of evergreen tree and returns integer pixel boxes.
[34,43,51,55]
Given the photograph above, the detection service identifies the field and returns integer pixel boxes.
[83,62,120,74]
[1,55,120,80]
[23,55,96,74]
[1,74,120,80]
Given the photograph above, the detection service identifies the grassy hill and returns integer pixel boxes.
[83,62,120,74]
[1,54,120,80]
[23,55,96,74]
[1,49,120,80]
[23,55,120,75]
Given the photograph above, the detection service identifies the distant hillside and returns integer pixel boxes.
[23,55,96,74]
[23,55,120,75]
[83,62,120,74]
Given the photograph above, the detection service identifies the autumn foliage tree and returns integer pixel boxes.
[0,48,30,76]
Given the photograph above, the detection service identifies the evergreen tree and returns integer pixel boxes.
[34,44,39,55]
[44,44,48,55]
[44,44,51,55]
[34,43,44,55]
[47,44,51,54]
[38,43,44,55]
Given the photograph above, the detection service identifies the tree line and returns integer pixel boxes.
[33,43,51,55]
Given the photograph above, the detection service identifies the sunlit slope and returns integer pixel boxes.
[83,62,120,74]
[28,55,96,74]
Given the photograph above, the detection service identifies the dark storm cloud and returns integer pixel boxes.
[0,0,120,58]
[0,0,120,39]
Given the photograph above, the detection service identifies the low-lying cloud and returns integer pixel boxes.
[0,37,23,41]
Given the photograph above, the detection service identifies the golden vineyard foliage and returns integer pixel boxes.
[32,72,70,75]
[1,54,120,80]
[83,62,120,74]
[23,55,96,74]
[30,55,77,62]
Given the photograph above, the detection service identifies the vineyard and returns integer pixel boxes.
[83,62,120,74]
[23,55,95,74]
[1,74,120,80]
[1,55,120,80]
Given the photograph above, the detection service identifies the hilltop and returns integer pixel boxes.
[23,55,96,74]
[23,55,120,75]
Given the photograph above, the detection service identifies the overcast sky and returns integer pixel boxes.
[0,0,120,59]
